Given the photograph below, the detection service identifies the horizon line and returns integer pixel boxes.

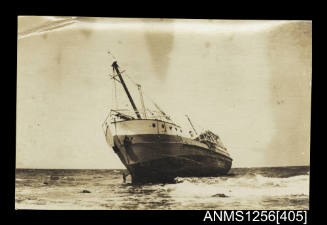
[15,165,310,170]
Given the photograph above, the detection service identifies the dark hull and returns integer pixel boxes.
[113,134,232,184]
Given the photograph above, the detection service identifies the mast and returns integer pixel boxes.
[186,115,198,136]
[112,61,142,119]
[136,84,147,119]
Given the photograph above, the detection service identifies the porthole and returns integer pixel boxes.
[175,127,177,131]
[162,124,165,129]
[169,126,172,130]
[152,123,156,128]
[180,129,182,133]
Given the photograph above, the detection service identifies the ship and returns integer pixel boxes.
[103,60,233,184]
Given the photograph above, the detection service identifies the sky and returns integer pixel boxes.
[16,17,312,169]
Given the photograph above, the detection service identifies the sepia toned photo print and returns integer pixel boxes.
[16,16,311,210]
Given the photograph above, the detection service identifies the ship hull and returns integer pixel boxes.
[112,134,232,184]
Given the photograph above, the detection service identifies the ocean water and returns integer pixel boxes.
[15,166,309,210]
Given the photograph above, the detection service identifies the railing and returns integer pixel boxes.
[109,109,173,123]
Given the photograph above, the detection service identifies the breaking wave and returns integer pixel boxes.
[164,174,309,199]
[15,167,309,210]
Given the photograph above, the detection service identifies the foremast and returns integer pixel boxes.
[112,61,142,119]
[110,60,171,123]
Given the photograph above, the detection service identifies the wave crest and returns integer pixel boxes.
[166,174,309,199]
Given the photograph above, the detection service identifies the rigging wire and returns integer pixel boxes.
[123,71,172,120]
[110,66,119,110]
[113,71,118,109]
[108,61,175,123]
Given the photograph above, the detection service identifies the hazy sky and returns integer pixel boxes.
[17,17,311,169]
